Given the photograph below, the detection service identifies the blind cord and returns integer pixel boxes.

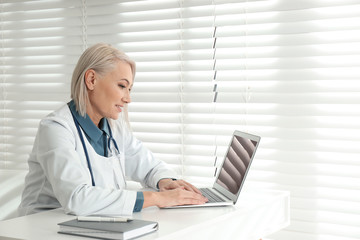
[179,0,185,178]
[243,0,250,132]
[0,0,7,167]
[81,0,88,51]
[212,0,218,176]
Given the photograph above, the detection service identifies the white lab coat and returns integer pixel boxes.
[18,104,178,217]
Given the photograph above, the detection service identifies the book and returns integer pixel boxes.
[58,218,158,240]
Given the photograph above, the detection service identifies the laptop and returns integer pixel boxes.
[166,130,260,208]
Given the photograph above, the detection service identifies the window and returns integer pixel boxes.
[1,0,359,239]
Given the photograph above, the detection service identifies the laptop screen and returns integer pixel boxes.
[215,133,259,195]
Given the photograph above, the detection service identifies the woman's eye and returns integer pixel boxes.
[118,84,126,88]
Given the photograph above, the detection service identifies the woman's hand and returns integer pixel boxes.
[142,178,208,208]
[158,178,202,194]
[143,188,208,208]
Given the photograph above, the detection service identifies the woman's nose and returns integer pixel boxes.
[123,92,131,103]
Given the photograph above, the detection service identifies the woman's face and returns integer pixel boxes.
[86,61,133,126]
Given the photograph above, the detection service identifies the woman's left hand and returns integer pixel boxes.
[158,178,202,194]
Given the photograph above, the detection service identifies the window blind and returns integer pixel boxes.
[0,0,85,169]
[1,0,360,239]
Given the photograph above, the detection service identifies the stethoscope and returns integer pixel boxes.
[70,111,121,187]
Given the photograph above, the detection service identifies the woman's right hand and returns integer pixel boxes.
[143,188,208,209]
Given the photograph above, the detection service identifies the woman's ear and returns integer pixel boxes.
[84,69,96,90]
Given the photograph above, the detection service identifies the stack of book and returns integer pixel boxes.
[58,216,158,240]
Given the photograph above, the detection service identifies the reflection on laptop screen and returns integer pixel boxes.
[216,135,258,195]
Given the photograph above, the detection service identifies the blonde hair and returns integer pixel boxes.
[71,43,136,124]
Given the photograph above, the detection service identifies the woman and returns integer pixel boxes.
[18,43,207,217]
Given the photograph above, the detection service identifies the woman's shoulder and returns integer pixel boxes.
[34,103,78,151]
[39,103,74,130]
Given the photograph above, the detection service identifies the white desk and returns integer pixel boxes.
[0,190,289,240]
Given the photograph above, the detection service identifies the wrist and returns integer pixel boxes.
[158,178,175,189]
[143,191,159,208]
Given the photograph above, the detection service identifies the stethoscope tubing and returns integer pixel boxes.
[71,112,96,186]
[70,111,120,187]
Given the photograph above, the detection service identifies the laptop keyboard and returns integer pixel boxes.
[200,188,225,203]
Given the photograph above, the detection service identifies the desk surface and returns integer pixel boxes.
[0,190,289,240]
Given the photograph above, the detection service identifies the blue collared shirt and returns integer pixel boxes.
[68,100,144,212]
